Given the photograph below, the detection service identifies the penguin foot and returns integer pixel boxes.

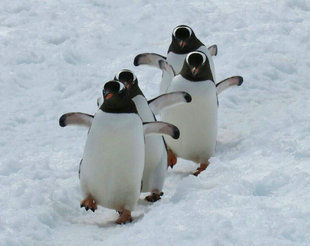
[145,191,164,202]
[167,149,177,168]
[115,209,132,224]
[193,162,209,176]
[80,196,97,212]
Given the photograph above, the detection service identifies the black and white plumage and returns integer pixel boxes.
[160,51,218,175]
[60,80,180,223]
[134,25,217,94]
[98,70,191,201]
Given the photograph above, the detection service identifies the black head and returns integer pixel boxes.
[100,80,137,113]
[168,25,204,54]
[114,69,143,98]
[180,51,214,82]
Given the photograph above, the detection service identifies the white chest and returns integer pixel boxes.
[80,111,145,211]
[161,76,218,163]
[132,95,167,192]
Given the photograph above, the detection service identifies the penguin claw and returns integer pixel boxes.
[145,192,164,202]
[80,196,98,212]
[115,209,132,224]
[193,163,209,176]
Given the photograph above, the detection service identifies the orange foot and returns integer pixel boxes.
[168,149,177,168]
[193,162,209,176]
[145,191,164,202]
[115,209,132,224]
[80,195,97,212]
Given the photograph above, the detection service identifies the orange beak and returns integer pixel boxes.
[191,67,199,76]
[179,40,186,48]
[105,93,113,100]
[126,84,130,89]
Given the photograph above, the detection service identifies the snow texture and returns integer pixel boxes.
[0,0,309,245]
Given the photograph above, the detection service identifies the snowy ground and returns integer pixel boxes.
[1,0,310,245]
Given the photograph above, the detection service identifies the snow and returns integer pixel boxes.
[0,0,309,245]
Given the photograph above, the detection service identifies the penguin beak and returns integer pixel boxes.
[179,40,186,48]
[191,67,199,76]
[105,93,114,100]
[125,83,131,89]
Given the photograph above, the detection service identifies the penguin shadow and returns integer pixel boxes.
[70,213,117,228]
[95,213,145,228]
[167,161,198,178]
[216,138,243,154]
[73,210,145,228]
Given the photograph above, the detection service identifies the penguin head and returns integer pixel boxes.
[169,25,203,54]
[114,69,144,98]
[102,80,126,102]
[173,25,193,49]
[114,69,138,89]
[100,80,138,113]
[180,51,214,82]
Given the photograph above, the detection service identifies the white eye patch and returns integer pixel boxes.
[173,25,192,38]
[115,69,137,83]
[186,51,206,65]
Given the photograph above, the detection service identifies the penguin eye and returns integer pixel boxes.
[173,26,192,39]
[186,51,206,66]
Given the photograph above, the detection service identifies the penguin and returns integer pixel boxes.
[59,81,180,224]
[134,25,217,94]
[113,69,191,202]
[73,69,191,202]
[134,52,243,98]
[160,51,229,175]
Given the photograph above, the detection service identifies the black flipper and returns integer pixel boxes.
[59,112,94,128]
[208,44,218,56]
[134,53,166,67]
[143,122,180,139]
[216,76,243,94]
[148,91,192,115]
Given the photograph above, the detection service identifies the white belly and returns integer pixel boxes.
[80,111,145,211]
[160,45,215,94]
[132,95,166,192]
[161,75,218,163]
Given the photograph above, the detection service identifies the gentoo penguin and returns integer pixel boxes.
[134,25,217,94]
[59,81,180,223]
[95,69,191,201]
[115,69,191,202]
[160,51,222,175]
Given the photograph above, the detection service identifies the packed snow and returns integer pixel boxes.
[0,0,309,245]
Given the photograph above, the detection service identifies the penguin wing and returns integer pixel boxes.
[148,91,192,115]
[134,52,175,76]
[208,44,218,56]
[134,53,166,67]
[216,76,243,94]
[158,60,176,77]
[59,112,94,128]
[143,122,180,139]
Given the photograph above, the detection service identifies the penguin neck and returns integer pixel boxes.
[168,35,204,54]
[128,84,144,99]
[100,98,138,114]
[179,62,214,82]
